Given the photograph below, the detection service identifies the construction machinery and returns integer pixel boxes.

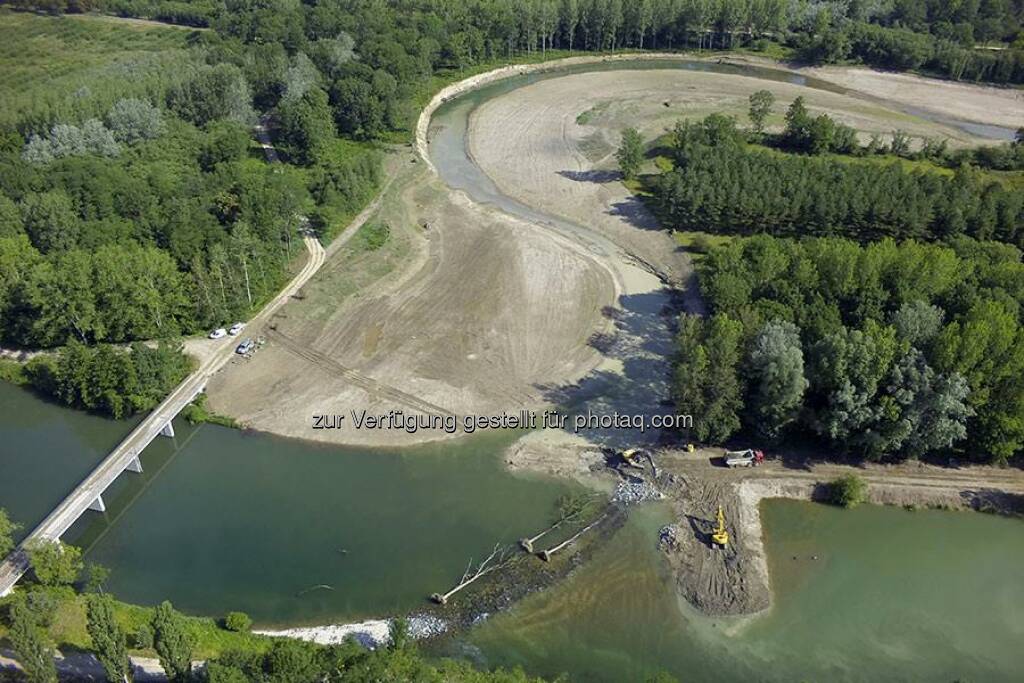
[621,448,648,469]
[711,505,729,548]
[724,449,765,468]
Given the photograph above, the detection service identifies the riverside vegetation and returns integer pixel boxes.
[627,96,1024,465]
[0,509,680,683]
[3,0,1024,418]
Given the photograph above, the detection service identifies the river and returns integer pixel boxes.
[2,57,1023,680]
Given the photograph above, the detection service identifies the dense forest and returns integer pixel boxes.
[674,235,1024,464]
[650,97,1024,464]
[2,0,1023,423]
[8,0,1024,83]
[655,112,1024,248]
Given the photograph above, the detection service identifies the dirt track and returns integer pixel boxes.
[206,152,615,446]
[207,55,1023,449]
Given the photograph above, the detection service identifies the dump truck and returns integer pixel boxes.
[724,449,765,468]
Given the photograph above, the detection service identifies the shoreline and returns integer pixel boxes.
[656,462,1024,617]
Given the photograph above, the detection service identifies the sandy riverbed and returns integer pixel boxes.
[207,54,1022,450]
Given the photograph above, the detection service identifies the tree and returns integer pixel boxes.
[889,129,911,157]
[106,98,164,143]
[891,300,944,347]
[223,611,252,632]
[82,562,111,594]
[616,127,644,180]
[746,320,808,440]
[0,507,20,558]
[673,313,744,443]
[87,594,132,683]
[27,539,82,587]
[19,190,80,254]
[152,601,195,683]
[748,89,774,134]
[829,474,867,507]
[8,599,58,683]
[277,86,335,165]
[783,96,813,150]
[876,349,972,459]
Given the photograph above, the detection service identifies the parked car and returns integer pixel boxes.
[228,322,246,335]
[235,338,255,355]
[209,328,227,339]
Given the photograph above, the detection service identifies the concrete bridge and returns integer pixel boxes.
[0,230,324,597]
[0,117,331,597]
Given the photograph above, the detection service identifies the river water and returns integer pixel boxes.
[2,59,1023,680]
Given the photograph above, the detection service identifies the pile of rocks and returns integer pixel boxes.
[408,613,449,640]
[613,480,664,505]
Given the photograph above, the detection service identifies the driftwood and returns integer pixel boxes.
[520,493,596,552]
[539,515,606,562]
[431,543,510,605]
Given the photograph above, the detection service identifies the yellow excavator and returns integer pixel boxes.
[711,505,729,549]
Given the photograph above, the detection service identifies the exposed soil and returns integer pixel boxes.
[796,63,1024,130]
[206,151,615,447]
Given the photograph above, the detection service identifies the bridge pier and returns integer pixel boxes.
[126,455,143,473]
[88,495,107,513]
[160,421,175,438]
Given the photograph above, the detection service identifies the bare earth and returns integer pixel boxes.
[206,153,615,447]
[798,63,1024,130]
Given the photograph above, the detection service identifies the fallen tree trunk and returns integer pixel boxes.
[539,515,606,562]
[431,544,509,605]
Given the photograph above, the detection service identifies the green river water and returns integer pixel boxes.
[3,382,1024,680]
[3,58,1024,681]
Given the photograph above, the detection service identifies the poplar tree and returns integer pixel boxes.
[87,594,133,683]
[152,601,195,683]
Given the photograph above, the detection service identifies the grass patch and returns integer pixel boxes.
[673,230,734,258]
[352,222,390,252]
[180,394,238,429]
[576,101,610,125]
[0,9,195,127]
[0,588,270,661]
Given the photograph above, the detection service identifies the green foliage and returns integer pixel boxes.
[673,313,744,444]
[829,474,868,508]
[691,234,1022,463]
[616,127,644,181]
[8,598,57,683]
[747,89,774,134]
[86,594,132,683]
[81,562,111,594]
[133,622,154,650]
[746,320,807,440]
[657,115,1024,249]
[106,97,165,143]
[223,611,252,633]
[167,62,255,127]
[0,507,20,559]
[27,540,82,587]
[152,600,195,683]
[277,86,335,165]
[24,341,191,418]
[353,222,390,252]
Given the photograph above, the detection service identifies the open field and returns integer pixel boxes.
[797,63,1024,130]
[0,9,195,127]
[205,149,615,446]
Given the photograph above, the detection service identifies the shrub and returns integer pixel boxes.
[223,611,252,633]
[829,474,868,508]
